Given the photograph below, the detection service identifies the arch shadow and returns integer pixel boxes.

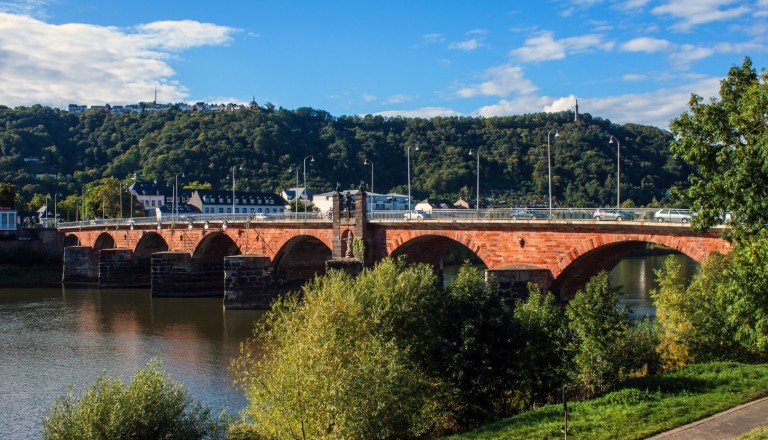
[390,234,488,286]
[93,232,115,251]
[63,234,80,247]
[272,235,333,290]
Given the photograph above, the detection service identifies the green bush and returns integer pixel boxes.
[42,360,228,440]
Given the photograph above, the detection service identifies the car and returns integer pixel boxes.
[251,213,268,220]
[403,210,429,220]
[593,208,634,221]
[509,208,547,220]
[654,208,692,223]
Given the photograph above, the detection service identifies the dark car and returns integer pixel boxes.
[510,208,547,220]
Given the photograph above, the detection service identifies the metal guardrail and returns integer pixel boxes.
[56,207,702,229]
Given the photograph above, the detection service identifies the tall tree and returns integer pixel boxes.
[669,57,768,242]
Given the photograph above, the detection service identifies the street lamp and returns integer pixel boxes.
[609,135,620,209]
[54,193,62,227]
[547,129,559,219]
[289,165,299,220]
[303,155,314,215]
[364,158,373,214]
[407,144,419,211]
[228,165,242,220]
[45,194,50,226]
[468,148,480,211]
[174,172,185,223]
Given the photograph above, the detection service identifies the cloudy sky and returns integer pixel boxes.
[0,0,766,129]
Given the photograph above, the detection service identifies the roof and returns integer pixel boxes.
[193,190,288,206]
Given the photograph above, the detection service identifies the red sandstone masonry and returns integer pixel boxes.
[64,221,731,287]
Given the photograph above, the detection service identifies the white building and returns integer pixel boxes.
[187,190,288,215]
[312,190,411,214]
[0,209,17,234]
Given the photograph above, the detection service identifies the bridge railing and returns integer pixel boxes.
[56,207,692,229]
[370,208,668,222]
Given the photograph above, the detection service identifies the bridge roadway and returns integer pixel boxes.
[57,199,731,309]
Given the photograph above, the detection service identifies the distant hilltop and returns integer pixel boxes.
[67,99,260,115]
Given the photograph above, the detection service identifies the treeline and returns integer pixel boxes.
[0,104,688,209]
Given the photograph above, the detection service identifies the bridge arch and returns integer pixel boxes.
[63,234,80,247]
[554,239,696,300]
[192,232,241,262]
[134,232,169,258]
[272,235,333,289]
[389,233,490,269]
[93,232,115,251]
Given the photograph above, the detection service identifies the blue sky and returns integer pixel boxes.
[0,0,766,129]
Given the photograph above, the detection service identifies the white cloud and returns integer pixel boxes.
[362,93,377,102]
[374,107,462,118]
[0,13,238,106]
[621,37,673,53]
[670,44,716,69]
[455,65,538,98]
[615,0,651,11]
[471,77,721,129]
[383,94,412,105]
[0,0,55,18]
[623,73,648,81]
[652,0,750,31]
[511,31,614,62]
[449,38,483,51]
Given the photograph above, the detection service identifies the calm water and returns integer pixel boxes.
[2,253,695,439]
[0,285,263,440]
[611,253,698,318]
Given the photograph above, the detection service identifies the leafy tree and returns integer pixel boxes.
[512,284,574,409]
[183,180,212,190]
[566,271,630,396]
[42,360,229,440]
[0,182,13,208]
[670,57,768,242]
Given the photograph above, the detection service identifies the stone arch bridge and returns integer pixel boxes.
[59,193,730,308]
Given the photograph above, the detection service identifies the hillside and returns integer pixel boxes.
[0,104,689,208]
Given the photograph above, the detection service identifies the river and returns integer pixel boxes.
[0,253,696,439]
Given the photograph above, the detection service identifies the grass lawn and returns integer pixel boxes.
[446,362,768,440]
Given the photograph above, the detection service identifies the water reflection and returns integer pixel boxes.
[0,285,263,440]
[611,252,699,318]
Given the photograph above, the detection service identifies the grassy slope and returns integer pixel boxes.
[446,362,768,440]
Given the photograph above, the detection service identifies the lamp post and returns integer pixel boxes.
[364,158,373,214]
[54,193,61,227]
[468,148,480,211]
[174,172,184,223]
[407,144,419,211]
[289,165,299,220]
[228,166,241,220]
[547,129,559,219]
[129,172,139,220]
[609,135,620,209]
[118,183,123,221]
[303,155,314,215]
[45,194,50,226]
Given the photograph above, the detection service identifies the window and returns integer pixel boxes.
[250,208,254,213]
[151,200,156,207]
[227,208,231,213]
[257,208,262,213]
[235,208,239,213]
[218,208,223,213]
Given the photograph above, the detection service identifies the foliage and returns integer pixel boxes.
[231,259,523,438]
[0,105,687,210]
[511,284,574,409]
[566,272,634,396]
[42,359,229,440]
[183,180,212,190]
[446,362,768,440]
[652,253,745,367]
[0,182,13,208]
[351,237,365,261]
[669,57,768,243]
[231,259,451,439]
[723,237,768,357]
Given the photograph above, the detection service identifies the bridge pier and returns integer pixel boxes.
[62,246,99,284]
[224,254,281,309]
[98,248,150,288]
[486,264,552,302]
[151,252,222,297]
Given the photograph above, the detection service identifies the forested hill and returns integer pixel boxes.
[0,104,688,208]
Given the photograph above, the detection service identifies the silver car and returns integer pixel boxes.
[654,208,692,223]
[593,208,634,221]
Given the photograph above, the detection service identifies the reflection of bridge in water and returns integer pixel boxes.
[58,193,730,309]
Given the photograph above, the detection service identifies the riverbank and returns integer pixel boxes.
[446,362,768,440]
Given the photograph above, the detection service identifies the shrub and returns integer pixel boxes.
[42,360,228,440]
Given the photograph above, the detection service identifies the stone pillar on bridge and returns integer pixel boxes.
[98,248,149,288]
[223,254,281,309]
[62,246,99,284]
[151,251,223,297]
[327,190,367,275]
[486,264,552,302]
